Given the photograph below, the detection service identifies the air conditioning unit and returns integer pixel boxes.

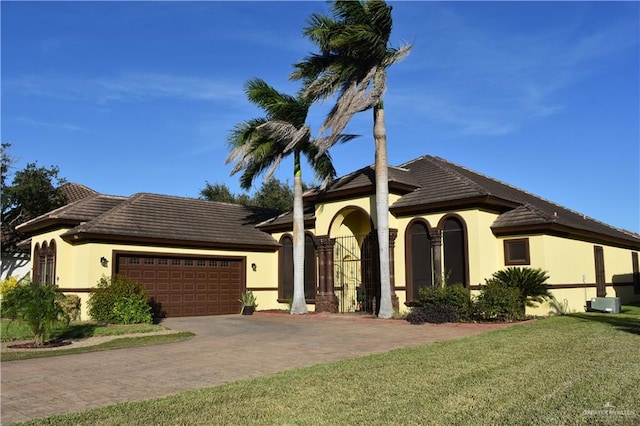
[589,297,621,314]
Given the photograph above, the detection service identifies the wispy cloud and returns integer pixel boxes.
[4,72,244,104]
[392,3,638,137]
[12,116,89,133]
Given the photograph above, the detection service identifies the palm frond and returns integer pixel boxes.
[257,121,311,153]
[383,43,412,67]
[245,78,309,126]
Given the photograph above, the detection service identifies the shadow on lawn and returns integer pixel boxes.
[569,306,640,336]
[54,323,102,339]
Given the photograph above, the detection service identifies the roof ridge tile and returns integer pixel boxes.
[428,156,488,196]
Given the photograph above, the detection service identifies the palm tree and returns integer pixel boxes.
[227,78,356,314]
[291,0,411,318]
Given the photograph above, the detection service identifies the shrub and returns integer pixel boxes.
[0,275,20,298]
[474,279,523,321]
[88,275,152,324]
[2,281,63,346]
[488,267,551,315]
[113,297,153,325]
[417,284,472,321]
[57,294,81,325]
[406,305,457,324]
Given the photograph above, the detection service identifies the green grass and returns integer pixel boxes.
[1,319,165,342]
[18,306,640,426]
[1,319,194,362]
[2,332,195,362]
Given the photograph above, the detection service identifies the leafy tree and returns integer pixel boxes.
[252,178,294,213]
[199,181,238,204]
[1,142,14,192]
[292,0,411,318]
[227,78,355,314]
[199,178,296,213]
[1,157,67,255]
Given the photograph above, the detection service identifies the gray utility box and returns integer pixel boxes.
[590,297,621,313]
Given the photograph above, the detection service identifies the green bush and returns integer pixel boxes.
[417,284,472,321]
[113,298,153,325]
[2,281,63,346]
[57,294,81,325]
[487,267,551,315]
[474,279,523,321]
[0,275,20,298]
[88,275,152,324]
[406,305,457,324]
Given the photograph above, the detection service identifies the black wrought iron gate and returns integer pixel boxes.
[333,233,379,314]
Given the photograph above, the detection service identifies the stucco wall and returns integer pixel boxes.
[32,229,281,319]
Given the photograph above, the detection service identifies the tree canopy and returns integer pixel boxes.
[199,178,298,214]
[1,144,67,254]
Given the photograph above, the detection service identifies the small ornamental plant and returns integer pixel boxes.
[2,280,63,346]
[239,290,258,308]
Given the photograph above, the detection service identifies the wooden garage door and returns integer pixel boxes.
[116,254,244,317]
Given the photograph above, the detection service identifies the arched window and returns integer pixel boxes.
[442,218,467,287]
[279,234,317,302]
[33,240,57,285]
[45,240,56,285]
[279,236,294,301]
[33,242,42,283]
[304,234,317,300]
[406,221,433,301]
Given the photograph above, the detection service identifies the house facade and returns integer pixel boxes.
[17,155,640,319]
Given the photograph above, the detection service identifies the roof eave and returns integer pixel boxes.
[390,195,519,217]
[61,232,280,252]
[304,185,374,203]
[256,217,316,233]
[491,223,640,250]
[16,218,84,235]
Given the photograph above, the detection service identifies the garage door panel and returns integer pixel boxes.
[117,254,243,317]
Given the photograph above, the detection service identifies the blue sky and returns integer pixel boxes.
[2,1,638,233]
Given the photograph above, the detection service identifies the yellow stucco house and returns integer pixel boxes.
[17,155,640,319]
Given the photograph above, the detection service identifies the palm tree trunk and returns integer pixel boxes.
[290,150,308,314]
[374,103,393,319]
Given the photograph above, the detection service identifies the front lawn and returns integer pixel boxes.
[1,319,165,342]
[1,319,194,362]
[20,306,640,425]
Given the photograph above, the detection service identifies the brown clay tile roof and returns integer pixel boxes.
[59,182,99,203]
[256,204,316,232]
[16,194,127,234]
[59,193,279,250]
[294,154,639,249]
[392,156,640,248]
[304,164,420,201]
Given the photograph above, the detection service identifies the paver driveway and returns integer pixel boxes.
[1,313,518,424]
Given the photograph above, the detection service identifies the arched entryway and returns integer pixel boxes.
[329,207,376,313]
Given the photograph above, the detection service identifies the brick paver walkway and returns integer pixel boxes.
[1,313,519,424]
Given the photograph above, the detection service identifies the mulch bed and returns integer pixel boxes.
[8,341,72,349]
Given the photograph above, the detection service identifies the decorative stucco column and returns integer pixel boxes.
[430,229,443,282]
[315,235,338,313]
